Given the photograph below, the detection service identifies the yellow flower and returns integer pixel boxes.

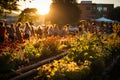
[89,56,93,59]
[50,71,55,76]
[84,52,88,56]
[47,75,51,78]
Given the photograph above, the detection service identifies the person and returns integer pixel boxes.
[78,24,83,35]
[16,22,23,43]
[24,22,31,40]
[37,26,42,38]
[0,21,7,43]
[47,26,54,36]
[53,24,60,36]
[30,22,35,37]
[63,25,69,37]
[8,23,16,42]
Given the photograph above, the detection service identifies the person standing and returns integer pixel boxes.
[47,26,54,36]
[16,22,23,43]
[0,21,7,43]
[8,23,16,42]
[30,22,35,37]
[24,22,31,40]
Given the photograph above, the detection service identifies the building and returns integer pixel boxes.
[77,1,114,20]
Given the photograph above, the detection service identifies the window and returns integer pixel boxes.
[86,7,91,10]
[97,7,102,12]
[93,7,96,10]
[103,7,107,11]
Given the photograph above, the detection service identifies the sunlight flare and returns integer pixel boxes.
[19,0,52,15]
[37,0,52,15]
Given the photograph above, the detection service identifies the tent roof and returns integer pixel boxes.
[95,17,113,23]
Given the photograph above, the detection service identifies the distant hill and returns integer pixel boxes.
[6,11,19,17]
[0,11,19,24]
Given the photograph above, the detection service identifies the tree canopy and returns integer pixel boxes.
[46,0,80,25]
[108,6,120,22]
[0,0,19,11]
[18,8,40,22]
[0,0,20,18]
[0,0,34,18]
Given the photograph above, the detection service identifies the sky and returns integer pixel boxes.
[19,0,120,10]
[18,0,52,15]
[18,0,120,14]
[77,0,120,7]
[18,0,51,10]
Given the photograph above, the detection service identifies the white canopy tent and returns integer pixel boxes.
[95,17,113,23]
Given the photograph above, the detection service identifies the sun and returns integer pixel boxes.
[19,0,52,15]
[33,0,52,15]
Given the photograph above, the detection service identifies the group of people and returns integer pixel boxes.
[35,24,69,38]
[0,20,115,44]
[0,21,68,44]
[77,21,114,35]
[0,21,34,44]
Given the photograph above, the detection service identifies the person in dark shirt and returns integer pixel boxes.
[15,22,23,43]
[0,21,7,43]
[8,23,16,42]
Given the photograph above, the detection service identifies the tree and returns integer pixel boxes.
[0,0,19,11]
[46,0,80,25]
[0,0,33,9]
[108,6,120,22]
[0,0,20,17]
[0,0,34,18]
[18,8,40,22]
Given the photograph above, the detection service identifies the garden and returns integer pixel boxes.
[0,23,120,80]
